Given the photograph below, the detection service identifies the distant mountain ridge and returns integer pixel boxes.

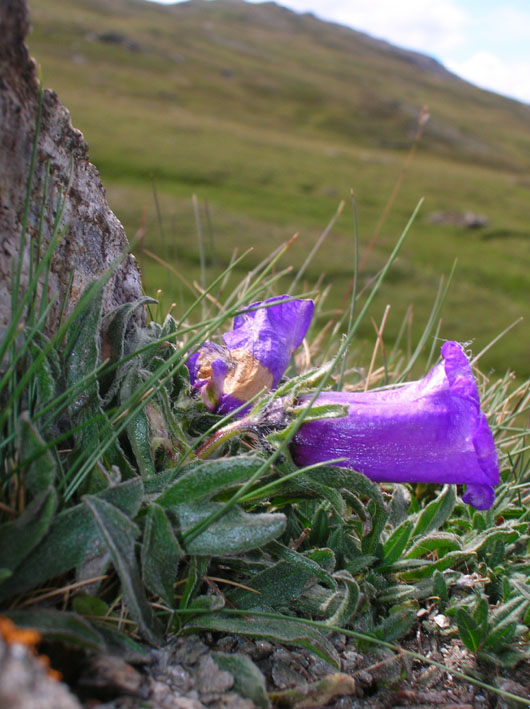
[30,0,530,171]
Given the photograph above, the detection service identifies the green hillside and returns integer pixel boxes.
[27,0,530,376]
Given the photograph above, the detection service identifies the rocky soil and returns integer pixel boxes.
[3,625,529,709]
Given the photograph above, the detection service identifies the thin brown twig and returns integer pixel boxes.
[18,576,109,608]
[206,576,261,594]
[365,304,391,391]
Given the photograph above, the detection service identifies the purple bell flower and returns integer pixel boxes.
[290,342,499,510]
[187,296,314,415]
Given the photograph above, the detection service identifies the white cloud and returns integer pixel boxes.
[447,52,530,104]
[255,0,469,56]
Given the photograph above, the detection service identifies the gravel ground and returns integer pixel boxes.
[5,626,528,709]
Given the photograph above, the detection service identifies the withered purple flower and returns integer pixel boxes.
[187,296,314,415]
[290,342,499,510]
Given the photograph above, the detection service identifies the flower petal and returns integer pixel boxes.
[290,342,499,509]
[186,297,314,414]
[462,484,495,510]
[224,296,314,387]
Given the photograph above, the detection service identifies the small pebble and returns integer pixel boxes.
[195,656,234,695]
[333,698,355,708]
[168,664,192,692]
[330,633,347,650]
[214,637,233,653]
[272,648,292,663]
[233,637,255,656]
[251,640,273,659]
[309,656,337,677]
[149,679,172,704]
[207,694,254,709]
[271,659,306,689]
[341,650,362,673]
[355,670,373,686]
[174,637,209,666]
[173,697,206,709]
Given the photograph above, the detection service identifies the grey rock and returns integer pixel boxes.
[148,679,173,706]
[308,655,337,677]
[0,0,143,341]
[330,633,347,650]
[251,640,273,660]
[271,659,306,689]
[195,656,234,695]
[233,637,256,656]
[207,694,255,709]
[341,650,363,673]
[333,698,355,708]
[0,635,80,709]
[173,699,207,709]
[167,664,193,693]
[214,636,234,653]
[173,637,209,666]
[355,670,373,687]
[78,655,144,697]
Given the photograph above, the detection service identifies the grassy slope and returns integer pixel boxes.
[27,0,530,376]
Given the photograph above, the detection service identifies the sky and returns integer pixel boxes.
[147,0,530,104]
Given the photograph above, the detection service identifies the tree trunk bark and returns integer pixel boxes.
[0,0,143,337]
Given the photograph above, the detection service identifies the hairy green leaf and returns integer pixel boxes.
[104,297,157,367]
[362,499,388,556]
[489,596,529,632]
[304,466,385,506]
[412,485,456,537]
[323,571,359,626]
[0,489,56,573]
[0,479,143,601]
[17,412,57,495]
[121,367,157,478]
[269,541,337,590]
[473,596,489,634]
[84,495,162,644]
[406,532,461,559]
[29,335,60,418]
[399,551,475,581]
[387,485,412,528]
[456,608,484,652]
[156,456,264,507]
[377,584,417,604]
[345,554,379,575]
[179,556,209,610]
[95,622,151,663]
[177,502,286,555]
[485,621,517,650]
[433,570,448,603]
[5,610,105,652]
[382,521,413,566]
[464,528,518,556]
[64,285,103,415]
[141,503,183,606]
[185,613,340,667]
[229,560,314,610]
[373,605,416,643]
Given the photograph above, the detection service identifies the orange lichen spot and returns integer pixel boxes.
[0,615,41,648]
[0,616,62,681]
[37,652,63,681]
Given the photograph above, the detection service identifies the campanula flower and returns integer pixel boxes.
[187,296,314,415]
[290,341,499,510]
